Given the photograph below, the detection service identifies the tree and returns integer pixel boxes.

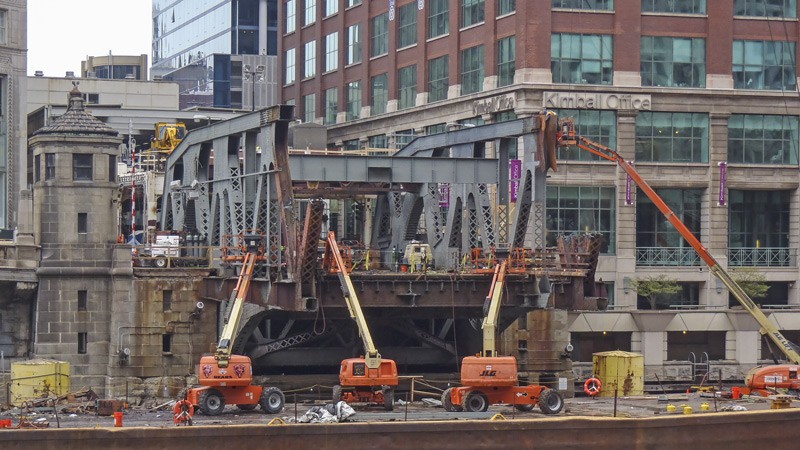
[730,267,770,302]
[630,275,682,310]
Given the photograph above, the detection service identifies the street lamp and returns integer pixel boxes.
[243,64,265,111]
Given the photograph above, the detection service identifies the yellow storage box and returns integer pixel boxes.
[591,350,643,397]
[10,359,70,406]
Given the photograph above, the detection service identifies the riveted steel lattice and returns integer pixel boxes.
[299,200,325,288]
[392,192,403,217]
[447,197,463,248]
[497,204,508,245]
[467,197,480,249]
[512,171,533,249]
[427,183,443,243]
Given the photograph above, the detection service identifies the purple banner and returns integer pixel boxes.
[510,159,521,203]
[625,172,633,205]
[439,183,450,208]
[718,161,727,206]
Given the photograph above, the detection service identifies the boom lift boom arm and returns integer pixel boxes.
[482,261,508,357]
[558,118,800,364]
[325,231,382,369]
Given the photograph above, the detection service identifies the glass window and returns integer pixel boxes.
[304,40,316,78]
[462,0,485,28]
[285,48,296,84]
[461,45,484,95]
[0,10,6,45]
[398,65,417,110]
[34,154,41,182]
[347,23,361,65]
[108,155,116,182]
[45,153,55,180]
[325,32,339,72]
[344,139,360,151]
[371,73,388,115]
[325,0,338,16]
[305,0,316,25]
[78,332,87,354]
[734,0,797,17]
[551,33,613,85]
[497,36,516,87]
[729,190,790,248]
[642,0,706,13]
[395,129,417,147]
[73,154,93,181]
[303,93,316,123]
[546,186,616,253]
[368,135,388,149]
[733,40,797,90]
[497,0,515,15]
[426,123,447,134]
[78,212,88,234]
[635,112,708,162]
[348,0,362,6]
[428,0,449,39]
[324,88,338,125]
[371,12,389,57]
[553,0,613,9]
[398,2,417,48]
[286,0,296,33]
[637,188,702,249]
[346,81,361,121]
[556,109,616,161]
[641,36,705,88]
[78,290,88,311]
[428,55,449,103]
[728,115,799,164]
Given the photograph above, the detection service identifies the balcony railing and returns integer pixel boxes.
[728,247,796,267]
[636,247,701,266]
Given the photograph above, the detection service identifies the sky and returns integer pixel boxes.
[27,0,152,77]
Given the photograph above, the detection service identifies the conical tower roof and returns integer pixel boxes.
[34,81,118,137]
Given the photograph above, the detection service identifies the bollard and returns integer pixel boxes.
[683,406,693,415]
[666,404,676,413]
[113,411,124,427]
[700,402,710,411]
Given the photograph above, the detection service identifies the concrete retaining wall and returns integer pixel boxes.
[1,409,798,449]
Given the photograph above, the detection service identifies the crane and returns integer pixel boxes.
[183,233,285,415]
[558,117,800,396]
[443,261,565,413]
[324,231,399,410]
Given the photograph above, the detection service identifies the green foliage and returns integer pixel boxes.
[630,275,682,310]
[731,267,770,300]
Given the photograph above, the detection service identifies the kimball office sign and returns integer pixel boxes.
[543,92,651,110]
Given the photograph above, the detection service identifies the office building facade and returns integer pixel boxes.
[152,0,280,110]
[279,0,800,379]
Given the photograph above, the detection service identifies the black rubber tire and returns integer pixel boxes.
[236,404,257,411]
[332,384,342,403]
[260,386,285,414]
[461,390,489,412]
[154,257,168,268]
[198,388,225,416]
[538,389,564,415]
[383,387,394,411]
[514,403,535,412]
[441,388,463,412]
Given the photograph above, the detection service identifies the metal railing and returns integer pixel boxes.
[635,247,700,266]
[728,247,796,267]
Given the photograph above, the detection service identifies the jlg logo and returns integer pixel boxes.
[480,370,497,377]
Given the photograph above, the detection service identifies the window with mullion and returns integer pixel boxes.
[733,40,796,90]
[729,190,790,248]
[303,93,316,123]
[461,45,484,95]
[73,154,93,181]
[734,0,797,17]
[286,0,296,33]
[642,0,706,13]
[285,48,296,84]
[556,109,616,161]
[728,114,799,164]
[497,0,515,15]
[325,0,338,17]
[305,0,316,25]
[636,188,702,249]
[553,0,613,9]
[428,55,449,103]
[428,0,449,38]
[551,33,613,85]
[371,13,389,57]
[324,88,338,125]
[546,186,616,254]
[346,81,361,121]
[635,112,709,162]
[398,2,417,48]
[325,32,339,72]
[497,36,515,87]
[461,0,485,28]
[304,40,316,78]
[398,65,417,110]
[641,36,705,88]
[347,23,361,65]
[371,73,388,115]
